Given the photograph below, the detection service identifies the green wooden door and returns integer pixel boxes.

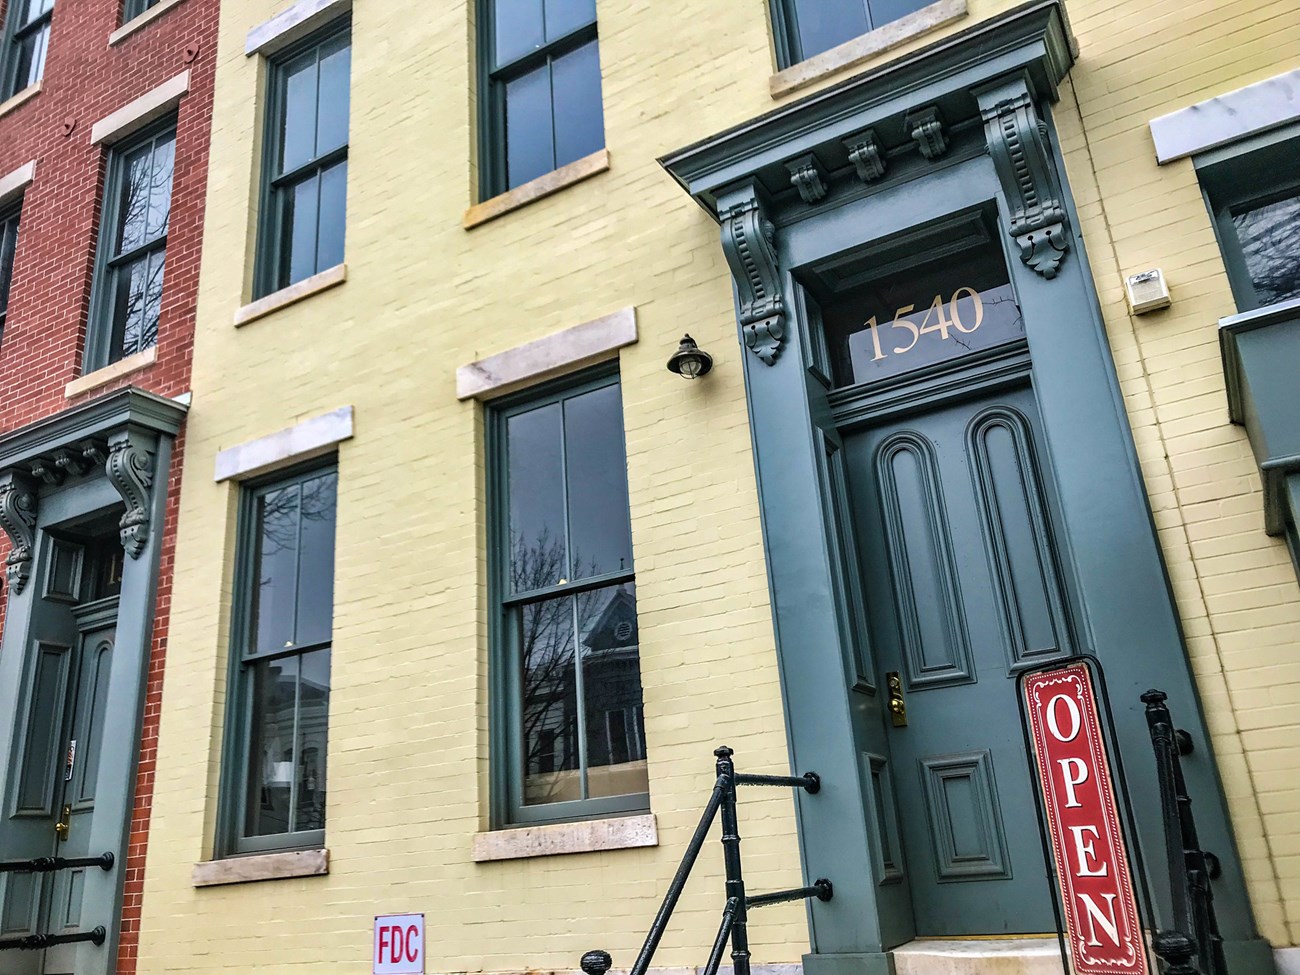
[844,383,1073,936]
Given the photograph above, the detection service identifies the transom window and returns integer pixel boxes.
[256,22,350,298]
[0,204,18,347]
[1,0,53,100]
[87,121,175,371]
[490,370,648,825]
[771,0,931,67]
[222,464,337,855]
[478,0,605,197]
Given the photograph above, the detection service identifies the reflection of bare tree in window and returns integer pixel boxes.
[106,133,174,362]
[1234,196,1300,306]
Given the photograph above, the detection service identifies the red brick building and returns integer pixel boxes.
[0,0,215,972]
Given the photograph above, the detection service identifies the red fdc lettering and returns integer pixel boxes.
[406,925,419,963]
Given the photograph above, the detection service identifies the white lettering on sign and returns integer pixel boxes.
[1058,757,1088,808]
[1046,693,1082,742]
[374,914,424,975]
[1068,825,1109,877]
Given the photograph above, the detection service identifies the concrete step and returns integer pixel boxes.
[891,938,1066,975]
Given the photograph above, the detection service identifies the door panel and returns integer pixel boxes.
[845,383,1070,936]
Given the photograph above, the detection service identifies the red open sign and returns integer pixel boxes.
[1023,662,1149,974]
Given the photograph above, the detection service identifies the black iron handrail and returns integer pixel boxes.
[0,852,114,874]
[1143,689,1227,975]
[582,746,830,975]
[0,925,106,951]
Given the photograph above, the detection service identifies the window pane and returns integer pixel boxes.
[280,48,320,175]
[10,24,50,96]
[244,655,300,837]
[115,144,153,254]
[146,133,175,240]
[493,0,545,67]
[251,483,302,655]
[293,472,338,649]
[0,215,18,325]
[108,254,148,363]
[564,383,632,579]
[579,584,646,800]
[520,595,578,805]
[866,0,929,30]
[505,64,555,189]
[793,0,868,61]
[544,0,595,41]
[316,160,347,273]
[551,39,603,171]
[1233,193,1300,307]
[507,403,566,592]
[316,35,351,158]
[293,648,330,832]
[280,172,321,288]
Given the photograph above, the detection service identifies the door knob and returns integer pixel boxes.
[55,804,71,842]
[886,672,907,727]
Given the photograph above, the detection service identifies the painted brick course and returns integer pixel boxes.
[138,0,1299,971]
[0,0,215,969]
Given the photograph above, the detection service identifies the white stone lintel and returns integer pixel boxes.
[471,813,657,862]
[90,71,190,145]
[0,159,36,207]
[456,306,637,401]
[246,0,351,57]
[1150,68,1300,164]
[192,848,329,887]
[214,406,354,482]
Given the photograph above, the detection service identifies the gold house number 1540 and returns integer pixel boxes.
[866,288,985,361]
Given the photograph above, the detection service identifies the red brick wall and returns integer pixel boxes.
[0,0,216,970]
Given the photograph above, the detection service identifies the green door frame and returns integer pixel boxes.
[660,3,1273,972]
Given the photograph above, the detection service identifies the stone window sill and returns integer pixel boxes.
[472,812,657,862]
[110,0,190,45]
[235,263,347,327]
[463,149,610,230]
[192,848,329,887]
[769,0,967,99]
[0,82,41,119]
[65,346,158,399]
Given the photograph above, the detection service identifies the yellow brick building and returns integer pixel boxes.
[135,0,1300,973]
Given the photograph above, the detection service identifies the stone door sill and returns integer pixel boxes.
[891,938,1064,974]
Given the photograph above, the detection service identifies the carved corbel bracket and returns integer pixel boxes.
[978,82,1070,279]
[843,130,886,183]
[105,434,156,559]
[0,472,39,594]
[906,107,948,160]
[719,188,785,365]
[784,153,828,204]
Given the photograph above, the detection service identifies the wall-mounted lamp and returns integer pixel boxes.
[666,334,713,379]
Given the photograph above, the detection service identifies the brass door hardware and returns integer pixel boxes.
[886,672,907,727]
[54,804,71,842]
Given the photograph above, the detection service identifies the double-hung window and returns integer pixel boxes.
[771,0,932,67]
[121,0,162,23]
[1,0,52,100]
[87,120,175,371]
[222,464,337,855]
[255,22,350,299]
[490,369,648,824]
[478,0,605,197]
[0,204,18,346]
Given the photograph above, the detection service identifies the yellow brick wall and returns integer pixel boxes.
[137,0,1300,970]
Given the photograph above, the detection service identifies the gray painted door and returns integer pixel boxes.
[844,382,1073,936]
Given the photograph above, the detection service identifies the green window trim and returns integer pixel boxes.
[487,366,649,827]
[0,0,53,100]
[0,201,19,347]
[85,117,176,373]
[253,19,351,300]
[1196,122,1300,313]
[121,0,162,23]
[218,461,338,858]
[475,0,605,200]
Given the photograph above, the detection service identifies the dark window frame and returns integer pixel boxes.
[0,0,53,100]
[1196,123,1300,313]
[486,365,649,827]
[0,200,20,347]
[253,18,351,300]
[475,0,602,200]
[217,460,338,858]
[121,0,163,25]
[85,116,176,373]
[769,0,930,69]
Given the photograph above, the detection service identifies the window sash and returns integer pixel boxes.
[0,207,19,342]
[121,0,161,23]
[220,463,338,857]
[255,21,351,298]
[1,0,52,99]
[488,368,648,827]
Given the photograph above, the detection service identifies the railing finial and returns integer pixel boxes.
[581,949,612,975]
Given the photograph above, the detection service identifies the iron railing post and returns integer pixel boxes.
[715,746,751,975]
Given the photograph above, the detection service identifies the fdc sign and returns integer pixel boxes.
[374,914,425,974]
[1022,662,1150,975]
